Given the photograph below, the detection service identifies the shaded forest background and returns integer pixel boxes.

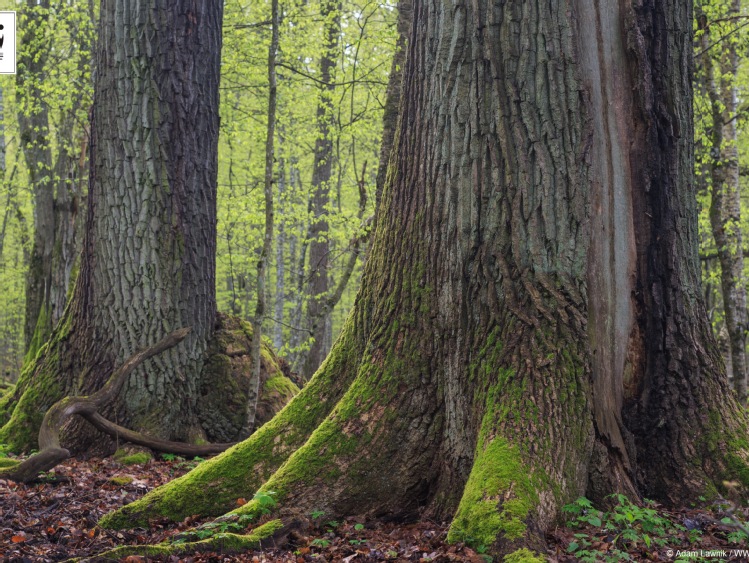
[0,0,748,392]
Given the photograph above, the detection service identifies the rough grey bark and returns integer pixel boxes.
[301,0,341,380]
[87,0,224,440]
[107,0,749,558]
[243,0,279,437]
[699,2,748,403]
[374,0,412,208]
[0,0,226,449]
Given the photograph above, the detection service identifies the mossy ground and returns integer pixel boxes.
[503,548,546,562]
[114,450,152,465]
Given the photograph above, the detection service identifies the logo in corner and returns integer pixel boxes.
[0,12,16,74]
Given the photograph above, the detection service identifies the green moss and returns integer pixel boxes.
[701,409,749,497]
[23,304,51,368]
[89,519,283,559]
[110,475,134,485]
[263,375,299,397]
[447,436,537,547]
[0,346,62,452]
[114,451,152,465]
[0,457,20,468]
[0,305,76,452]
[503,548,546,562]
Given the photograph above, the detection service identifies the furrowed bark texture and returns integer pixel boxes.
[374,0,412,208]
[0,0,226,450]
[106,0,749,557]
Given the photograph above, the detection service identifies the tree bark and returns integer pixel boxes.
[104,0,749,558]
[1,0,225,449]
[374,0,412,208]
[301,0,341,380]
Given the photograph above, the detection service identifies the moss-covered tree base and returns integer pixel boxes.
[0,312,298,453]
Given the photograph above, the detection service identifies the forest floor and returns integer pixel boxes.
[1,455,748,562]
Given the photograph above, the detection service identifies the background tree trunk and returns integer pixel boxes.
[243,0,279,437]
[1,0,224,449]
[105,0,749,558]
[699,1,748,403]
[17,0,90,361]
[301,0,341,380]
[17,0,56,357]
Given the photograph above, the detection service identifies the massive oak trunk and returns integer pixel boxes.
[104,0,749,557]
[1,0,226,449]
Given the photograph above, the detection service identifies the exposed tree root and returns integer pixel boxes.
[0,328,235,483]
[72,520,286,562]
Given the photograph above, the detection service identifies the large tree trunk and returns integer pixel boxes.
[0,0,224,450]
[374,0,412,208]
[104,0,749,557]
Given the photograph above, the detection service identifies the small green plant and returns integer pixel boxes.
[161,453,178,461]
[310,510,325,520]
[310,538,331,548]
[349,539,366,545]
[354,523,364,531]
[183,513,256,541]
[562,495,684,562]
[253,490,277,515]
[0,443,11,458]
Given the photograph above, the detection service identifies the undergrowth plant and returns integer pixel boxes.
[563,495,683,562]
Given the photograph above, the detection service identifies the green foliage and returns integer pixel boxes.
[0,0,94,378]
[562,495,686,562]
[216,0,396,370]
